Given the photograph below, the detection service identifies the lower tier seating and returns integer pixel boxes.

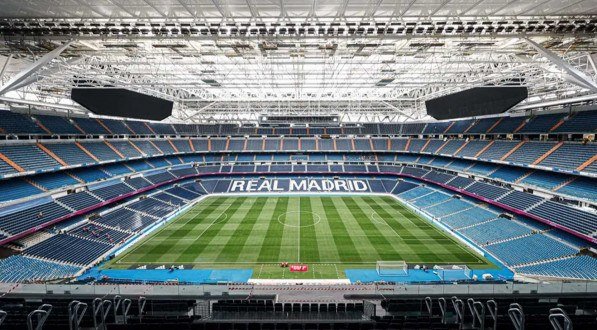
[514,255,597,280]
[24,234,113,266]
[0,255,81,282]
[484,234,578,266]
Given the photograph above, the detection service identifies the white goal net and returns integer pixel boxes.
[436,265,473,281]
[376,261,408,276]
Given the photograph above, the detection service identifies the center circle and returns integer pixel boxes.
[277,211,321,228]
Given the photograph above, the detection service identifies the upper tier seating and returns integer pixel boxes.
[445,120,472,134]
[465,182,510,200]
[101,119,132,134]
[489,116,526,134]
[477,141,518,160]
[518,113,564,133]
[553,110,597,133]
[110,141,143,158]
[539,143,597,172]
[505,142,555,164]
[468,118,499,134]
[34,115,80,135]
[0,144,60,172]
[79,141,123,161]
[43,143,96,165]
[0,111,45,135]
[125,121,153,135]
[2,109,596,137]
[71,117,111,135]
[456,140,490,157]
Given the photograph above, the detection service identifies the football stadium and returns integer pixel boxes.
[0,1,595,329]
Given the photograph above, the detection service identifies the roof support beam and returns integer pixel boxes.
[0,41,73,95]
[525,37,597,92]
[380,101,416,120]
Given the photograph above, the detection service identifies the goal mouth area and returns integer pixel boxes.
[376,261,409,277]
[434,264,473,281]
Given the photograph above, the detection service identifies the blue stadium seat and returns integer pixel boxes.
[0,111,45,135]
[34,115,80,135]
[24,233,113,265]
[485,234,577,266]
[79,141,123,161]
[0,255,81,282]
[43,143,96,165]
[0,144,60,172]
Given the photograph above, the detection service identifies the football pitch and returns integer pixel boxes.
[107,195,493,279]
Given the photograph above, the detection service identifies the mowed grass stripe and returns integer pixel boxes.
[310,197,341,263]
[108,195,494,275]
[216,197,267,262]
[320,197,362,263]
[352,196,418,258]
[278,197,300,262]
[121,196,223,262]
[257,197,288,262]
[364,196,442,261]
[298,197,320,262]
[197,197,258,262]
[237,197,279,263]
[332,197,381,261]
[154,196,237,262]
[177,197,247,262]
[344,196,404,261]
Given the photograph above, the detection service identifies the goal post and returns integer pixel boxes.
[436,265,473,281]
[376,261,408,276]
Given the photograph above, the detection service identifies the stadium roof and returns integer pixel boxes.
[0,1,596,122]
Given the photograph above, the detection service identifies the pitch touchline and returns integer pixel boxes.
[298,197,300,263]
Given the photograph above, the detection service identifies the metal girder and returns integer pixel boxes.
[0,41,72,95]
[525,37,597,92]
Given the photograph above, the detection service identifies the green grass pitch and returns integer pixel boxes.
[106,195,493,279]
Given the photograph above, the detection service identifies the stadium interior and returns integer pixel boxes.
[0,0,596,329]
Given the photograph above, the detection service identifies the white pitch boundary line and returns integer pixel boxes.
[297,196,301,263]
